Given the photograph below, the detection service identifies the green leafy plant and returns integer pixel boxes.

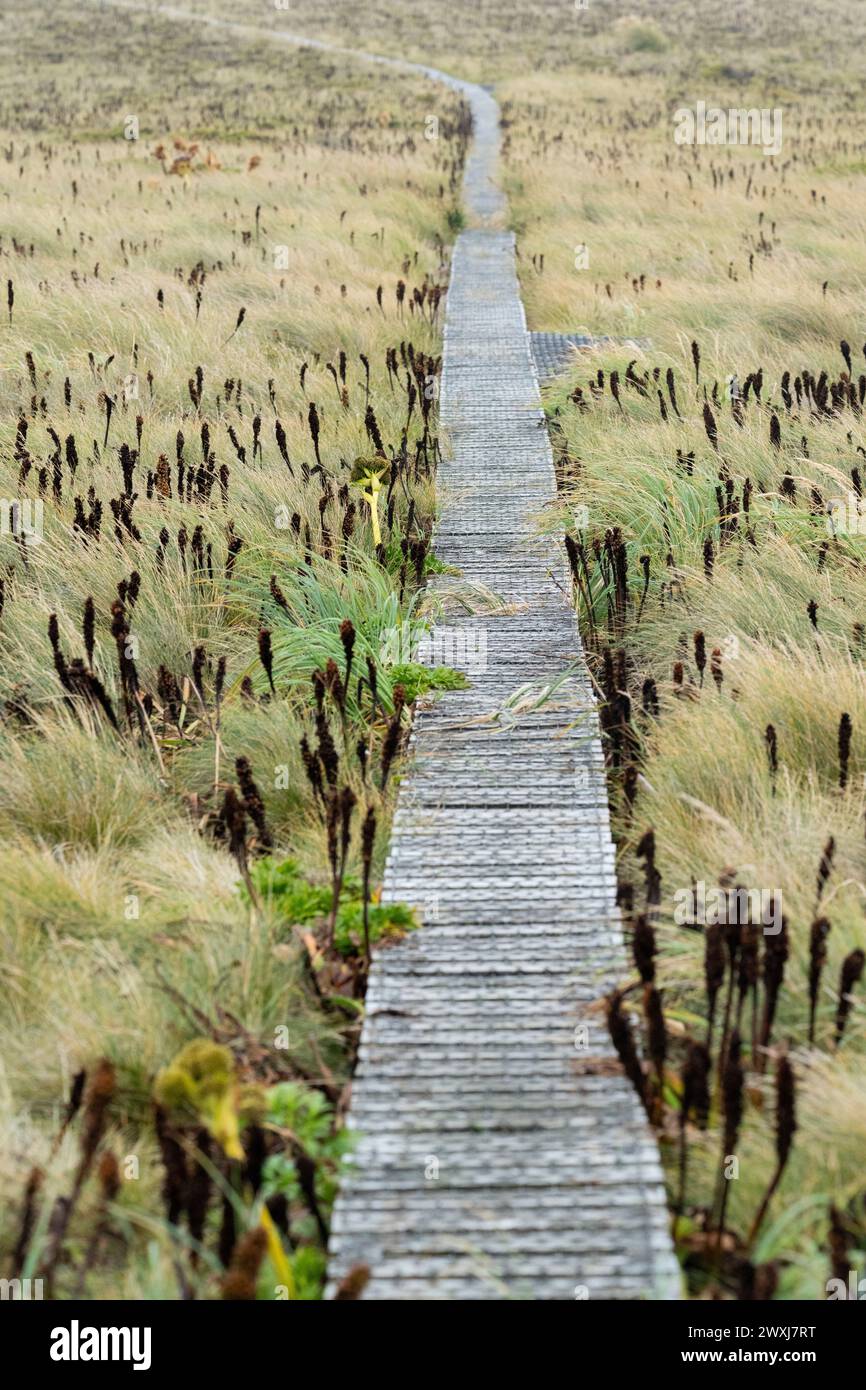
[278,1245,328,1301]
[243,856,418,957]
[262,1082,354,1224]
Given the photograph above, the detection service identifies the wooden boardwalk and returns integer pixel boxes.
[327,71,679,1299]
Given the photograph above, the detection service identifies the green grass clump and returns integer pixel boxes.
[616,18,669,53]
[0,0,453,1301]
[389,662,470,702]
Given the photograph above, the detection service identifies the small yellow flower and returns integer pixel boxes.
[351,457,388,547]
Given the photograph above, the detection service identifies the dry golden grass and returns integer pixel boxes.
[4,0,866,1301]
[0,0,463,1298]
[509,6,866,1294]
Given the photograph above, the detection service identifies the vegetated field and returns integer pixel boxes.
[3,0,866,1304]
[501,2,866,1298]
[218,0,866,1298]
[0,0,466,1298]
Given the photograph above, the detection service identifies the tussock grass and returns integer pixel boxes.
[0,0,460,1298]
[444,0,866,1296]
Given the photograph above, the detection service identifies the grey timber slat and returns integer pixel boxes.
[529,332,653,384]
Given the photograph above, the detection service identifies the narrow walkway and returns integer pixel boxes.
[324,57,678,1301]
[101,0,678,1300]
